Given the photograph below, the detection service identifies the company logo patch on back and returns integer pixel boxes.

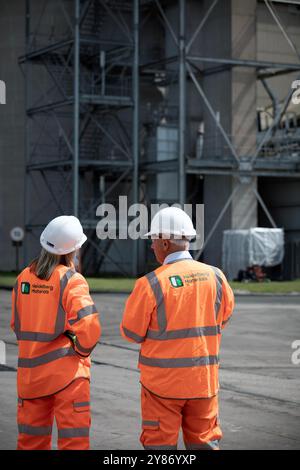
[169,275,184,288]
[21,282,30,294]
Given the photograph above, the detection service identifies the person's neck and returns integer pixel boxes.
[165,248,185,257]
[162,249,189,265]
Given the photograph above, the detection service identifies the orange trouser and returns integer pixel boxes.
[17,378,90,450]
[140,386,222,450]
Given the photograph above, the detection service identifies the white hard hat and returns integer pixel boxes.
[144,207,197,240]
[40,215,87,255]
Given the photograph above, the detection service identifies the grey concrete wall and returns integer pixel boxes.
[257,1,300,111]
[231,0,257,157]
[0,0,25,271]
[0,0,299,274]
[203,0,257,267]
[202,0,232,158]
[256,3,300,251]
[230,0,257,234]
[258,177,300,241]
[203,175,232,267]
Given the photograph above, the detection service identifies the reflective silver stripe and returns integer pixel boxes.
[13,281,21,338]
[211,267,223,321]
[122,326,145,343]
[15,331,61,342]
[14,269,76,342]
[145,271,167,332]
[139,354,219,368]
[146,325,221,340]
[75,338,96,356]
[142,420,159,427]
[18,347,77,368]
[18,424,52,436]
[74,401,90,408]
[54,269,76,336]
[58,427,89,438]
[185,440,219,450]
[144,445,177,450]
[69,304,98,326]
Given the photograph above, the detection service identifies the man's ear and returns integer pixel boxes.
[163,239,169,250]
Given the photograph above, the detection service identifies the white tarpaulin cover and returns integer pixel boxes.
[222,228,284,280]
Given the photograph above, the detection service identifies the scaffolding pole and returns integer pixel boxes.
[132,0,140,276]
[20,0,300,274]
[73,0,80,217]
[178,0,186,205]
[24,0,31,265]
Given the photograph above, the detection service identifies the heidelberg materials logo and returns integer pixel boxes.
[0,80,6,104]
[21,282,30,295]
[169,275,184,288]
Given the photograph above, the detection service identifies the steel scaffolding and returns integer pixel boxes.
[19,0,300,275]
[20,0,140,275]
[140,0,300,261]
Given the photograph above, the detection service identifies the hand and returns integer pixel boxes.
[64,330,77,346]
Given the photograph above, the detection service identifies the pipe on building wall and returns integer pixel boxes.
[132,0,140,276]
[178,0,186,205]
[73,0,80,217]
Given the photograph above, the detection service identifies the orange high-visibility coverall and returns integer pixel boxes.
[120,258,234,450]
[11,264,101,450]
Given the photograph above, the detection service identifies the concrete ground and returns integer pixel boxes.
[0,290,299,450]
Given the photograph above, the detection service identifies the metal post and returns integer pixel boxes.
[100,50,106,95]
[16,243,20,274]
[24,0,31,265]
[179,0,186,205]
[132,0,139,276]
[73,0,80,216]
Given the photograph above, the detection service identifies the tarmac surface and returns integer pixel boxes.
[0,289,299,450]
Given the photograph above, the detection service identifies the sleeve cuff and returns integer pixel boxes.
[121,325,145,343]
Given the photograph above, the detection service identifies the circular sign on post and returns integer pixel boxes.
[10,227,24,243]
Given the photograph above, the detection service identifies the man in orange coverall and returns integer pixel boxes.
[120,207,234,450]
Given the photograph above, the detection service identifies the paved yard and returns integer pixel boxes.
[0,290,299,449]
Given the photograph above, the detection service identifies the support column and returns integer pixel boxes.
[73,0,80,217]
[132,0,139,276]
[178,0,186,205]
[24,0,30,265]
[231,0,257,230]
[203,0,257,267]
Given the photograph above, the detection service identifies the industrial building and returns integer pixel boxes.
[0,0,300,277]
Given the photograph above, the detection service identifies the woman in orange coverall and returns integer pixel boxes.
[11,215,101,450]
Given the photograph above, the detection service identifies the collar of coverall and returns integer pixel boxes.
[163,250,193,265]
